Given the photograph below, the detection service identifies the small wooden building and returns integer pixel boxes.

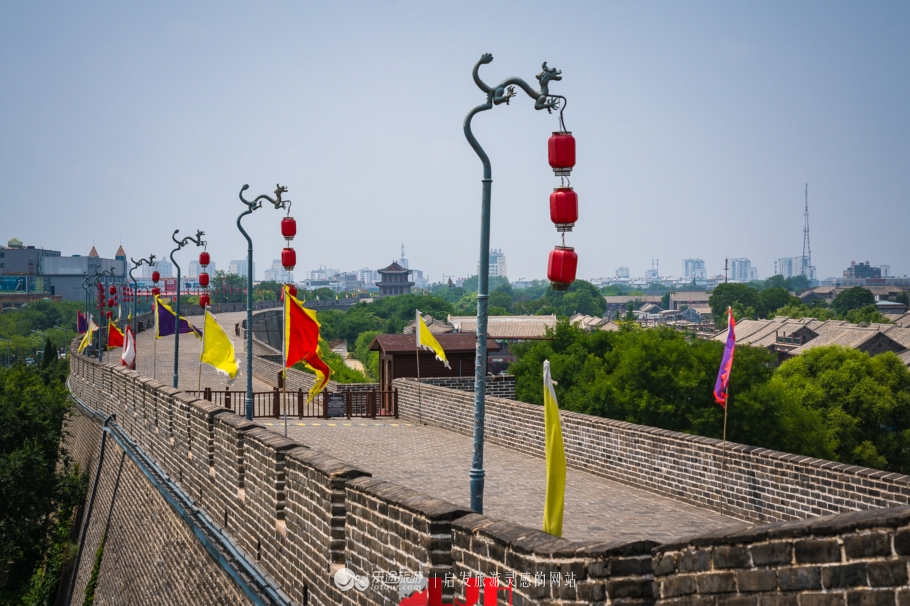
[368,333,500,390]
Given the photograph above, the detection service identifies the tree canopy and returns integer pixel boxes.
[832,287,876,316]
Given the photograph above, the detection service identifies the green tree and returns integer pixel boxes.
[352,330,381,380]
[831,287,875,316]
[774,303,837,321]
[774,347,910,472]
[844,305,894,325]
[709,283,760,320]
[896,291,910,307]
[758,287,799,318]
[488,289,513,312]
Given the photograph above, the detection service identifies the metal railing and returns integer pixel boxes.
[185,387,398,419]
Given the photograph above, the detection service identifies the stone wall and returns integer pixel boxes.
[393,379,910,525]
[653,505,910,606]
[418,375,516,400]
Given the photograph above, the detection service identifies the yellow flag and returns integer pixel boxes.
[77,315,98,354]
[200,308,239,381]
[542,360,566,537]
[416,310,449,369]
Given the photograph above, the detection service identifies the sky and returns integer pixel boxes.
[1,1,908,283]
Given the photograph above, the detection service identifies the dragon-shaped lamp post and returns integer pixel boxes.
[237,184,290,421]
[129,255,156,336]
[90,268,116,361]
[463,53,566,514]
[169,230,206,389]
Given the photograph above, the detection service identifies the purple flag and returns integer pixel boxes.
[154,298,202,339]
[713,308,736,408]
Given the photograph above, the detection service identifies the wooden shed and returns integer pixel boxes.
[368,333,500,391]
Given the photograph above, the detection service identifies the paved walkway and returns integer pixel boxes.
[128,312,744,544]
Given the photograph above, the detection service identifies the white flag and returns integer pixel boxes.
[121,325,136,369]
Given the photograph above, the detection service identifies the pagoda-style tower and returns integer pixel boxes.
[376,261,413,296]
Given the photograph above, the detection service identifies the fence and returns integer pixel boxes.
[185,386,398,420]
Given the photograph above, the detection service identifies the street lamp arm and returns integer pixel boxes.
[239,183,290,211]
[471,53,562,112]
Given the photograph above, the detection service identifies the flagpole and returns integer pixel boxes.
[415,310,422,424]
[720,391,729,517]
[283,286,288,437]
[199,306,206,392]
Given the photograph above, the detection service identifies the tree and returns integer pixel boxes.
[40,337,56,369]
[844,305,894,325]
[896,291,910,307]
[758,288,799,318]
[709,283,760,320]
[832,287,875,316]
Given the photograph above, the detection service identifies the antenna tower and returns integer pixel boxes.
[802,184,811,277]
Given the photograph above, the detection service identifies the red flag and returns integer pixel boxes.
[283,285,331,402]
[107,320,125,349]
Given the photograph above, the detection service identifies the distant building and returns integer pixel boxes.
[263,260,293,283]
[774,256,816,280]
[683,259,707,280]
[478,249,507,278]
[844,261,881,280]
[309,266,340,281]
[376,261,413,296]
[877,265,891,278]
[730,258,759,282]
[146,258,174,279]
[228,260,255,280]
[187,260,216,278]
[357,268,380,286]
[412,269,428,289]
[615,266,630,279]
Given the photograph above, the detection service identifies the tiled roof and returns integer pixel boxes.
[448,315,557,339]
[401,315,454,335]
[378,261,408,273]
[368,332,499,354]
[115,245,126,257]
[670,291,711,303]
[604,295,662,304]
[88,246,99,257]
[569,313,608,330]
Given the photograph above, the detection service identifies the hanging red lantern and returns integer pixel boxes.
[151,287,161,296]
[199,272,209,287]
[548,131,576,176]
[287,284,298,297]
[281,216,297,242]
[106,311,113,320]
[281,247,296,271]
[199,294,211,309]
[107,298,115,308]
[550,187,578,232]
[199,251,210,267]
[152,270,160,283]
[547,245,577,291]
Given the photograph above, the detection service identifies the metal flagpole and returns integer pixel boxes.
[415,310,423,424]
[199,306,206,392]
[720,390,729,517]
[283,286,288,436]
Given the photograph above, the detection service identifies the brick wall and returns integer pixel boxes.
[393,379,910,525]
[653,505,910,606]
[418,375,516,399]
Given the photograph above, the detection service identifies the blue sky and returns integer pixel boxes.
[1,1,907,282]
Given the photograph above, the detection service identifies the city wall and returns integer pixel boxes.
[64,347,910,605]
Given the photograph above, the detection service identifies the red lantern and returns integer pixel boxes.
[152,270,160,283]
[151,287,161,296]
[548,131,576,176]
[550,187,578,232]
[287,284,297,297]
[199,251,210,267]
[547,246,577,291]
[107,298,115,308]
[199,294,211,309]
[106,311,112,319]
[199,272,209,287]
[281,216,297,241]
[281,247,296,271]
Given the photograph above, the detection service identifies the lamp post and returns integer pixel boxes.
[129,254,156,336]
[169,230,205,389]
[237,183,290,421]
[462,53,565,513]
[90,268,116,361]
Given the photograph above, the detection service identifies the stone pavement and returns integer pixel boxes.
[131,312,745,544]
[262,419,744,544]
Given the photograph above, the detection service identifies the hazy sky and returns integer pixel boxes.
[2,1,908,282]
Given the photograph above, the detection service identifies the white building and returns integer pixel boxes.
[187,260,216,278]
[877,265,891,278]
[477,249,507,278]
[683,259,707,280]
[730,258,759,282]
[263,260,293,283]
[309,266,340,281]
[615,266,630,279]
[142,258,173,278]
[357,267,380,286]
[774,257,816,280]
[229,260,255,280]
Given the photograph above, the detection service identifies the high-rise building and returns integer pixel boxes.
[357,268,380,285]
[264,260,293,283]
[877,265,891,278]
[730,258,759,282]
[309,266,340,281]
[144,258,173,278]
[774,257,815,280]
[228,260,255,279]
[477,249,507,278]
[843,262,881,280]
[615,266,630,279]
[683,259,707,280]
[188,260,216,278]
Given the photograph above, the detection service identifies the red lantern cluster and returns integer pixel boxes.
[546,131,579,290]
[199,250,210,309]
[281,214,297,298]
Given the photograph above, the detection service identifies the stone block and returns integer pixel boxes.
[718,596,758,606]
[698,572,737,594]
[715,546,752,569]
[758,595,799,606]
[778,567,822,591]
[679,549,712,573]
[795,540,842,564]
[738,569,779,592]
[847,590,896,606]
[823,563,868,588]
[662,575,696,598]
[607,578,652,599]
[845,532,892,560]
[800,593,846,606]
[752,542,792,566]
[867,560,908,587]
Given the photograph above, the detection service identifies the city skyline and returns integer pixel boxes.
[2,2,908,281]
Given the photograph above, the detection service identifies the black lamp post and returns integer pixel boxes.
[169,230,205,389]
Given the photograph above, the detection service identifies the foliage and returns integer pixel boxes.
[844,305,894,325]
[459,275,510,293]
[832,287,875,316]
[210,271,246,303]
[710,283,801,323]
[773,348,910,472]
[82,531,105,606]
[253,280,286,302]
[509,321,832,460]
[0,360,85,602]
[896,291,910,307]
[352,331,381,381]
[292,338,371,383]
[773,304,838,321]
[763,274,810,294]
[0,300,81,363]
[317,294,454,347]
[19,494,79,606]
